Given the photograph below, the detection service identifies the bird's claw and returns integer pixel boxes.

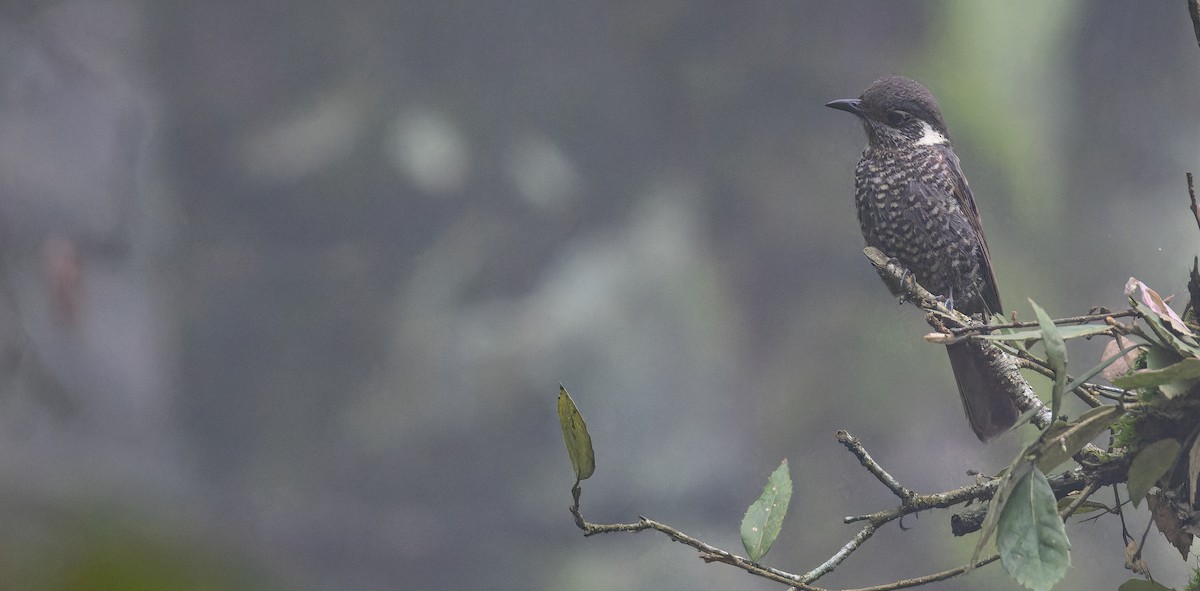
[887,257,915,305]
[934,288,955,312]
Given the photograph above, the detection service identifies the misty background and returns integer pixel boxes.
[0,1,1196,589]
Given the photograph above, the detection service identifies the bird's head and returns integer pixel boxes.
[826,76,952,151]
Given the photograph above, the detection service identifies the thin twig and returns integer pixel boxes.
[837,430,913,501]
[1061,481,1102,519]
[569,429,1131,590]
[948,309,1138,337]
[800,523,878,584]
[822,555,1001,591]
[570,501,813,587]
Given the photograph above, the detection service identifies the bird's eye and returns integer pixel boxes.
[886,110,910,126]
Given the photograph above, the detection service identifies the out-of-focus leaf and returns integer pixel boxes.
[1063,343,1141,398]
[1031,299,1067,423]
[1112,357,1200,396]
[1117,578,1176,591]
[557,385,595,483]
[1056,492,1108,515]
[997,466,1070,591]
[1127,439,1181,507]
[1189,434,1200,507]
[740,459,792,562]
[973,459,1033,566]
[1100,336,1139,382]
[976,324,1110,342]
[1034,405,1123,473]
[1146,490,1194,559]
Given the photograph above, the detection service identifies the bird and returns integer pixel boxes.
[826,76,1019,441]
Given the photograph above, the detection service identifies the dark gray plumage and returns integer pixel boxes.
[827,76,1018,441]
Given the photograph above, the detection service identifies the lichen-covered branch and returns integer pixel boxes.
[569,427,1131,591]
[862,246,1051,429]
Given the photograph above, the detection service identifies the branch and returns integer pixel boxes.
[947,309,1137,337]
[862,246,1051,429]
[568,425,1134,590]
[568,429,1021,591]
[837,430,912,501]
[950,453,1130,535]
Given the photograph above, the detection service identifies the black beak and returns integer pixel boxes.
[825,98,863,116]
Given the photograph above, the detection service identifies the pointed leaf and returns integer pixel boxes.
[740,459,792,562]
[997,466,1071,591]
[1112,357,1200,396]
[976,324,1110,342]
[1030,299,1068,423]
[973,459,1033,566]
[1117,579,1176,591]
[557,385,595,482]
[1127,439,1181,507]
[1034,405,1123,473]
[1055,492,1108,516]
[1067,343,1142,394]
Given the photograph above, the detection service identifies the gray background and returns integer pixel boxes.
[0,1,1195,589]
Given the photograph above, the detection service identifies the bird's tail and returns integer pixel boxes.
[946,341,1020,441]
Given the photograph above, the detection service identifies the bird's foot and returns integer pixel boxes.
[933,289,955,312]
[886,257,915,305]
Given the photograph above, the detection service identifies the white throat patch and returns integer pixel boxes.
[914,121,948,146]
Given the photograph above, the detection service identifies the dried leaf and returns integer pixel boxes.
[1123,540,1148,575]
[1100,336,1138,382]
[1146,490,1194,560]
[1126,278,1193,337]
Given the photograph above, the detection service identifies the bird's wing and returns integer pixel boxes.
[940,145,1003,316]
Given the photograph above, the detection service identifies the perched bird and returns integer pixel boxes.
[826,76,1019,441]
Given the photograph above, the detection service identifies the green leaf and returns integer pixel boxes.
[1127,439,1181,508]
[1034,405,1123,473]
[1139,307,1200,358]
[1064,343,1143,394]
[740,459,792,562]
[976,324,1110,342]
[997,466,1071,591]
[1030,299,1068,423]
[1117,578,1177,591]
[1055,493,1108,515]
[973,459,1033,566]
[1112,356,1200,396]
[557,385,595,483]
